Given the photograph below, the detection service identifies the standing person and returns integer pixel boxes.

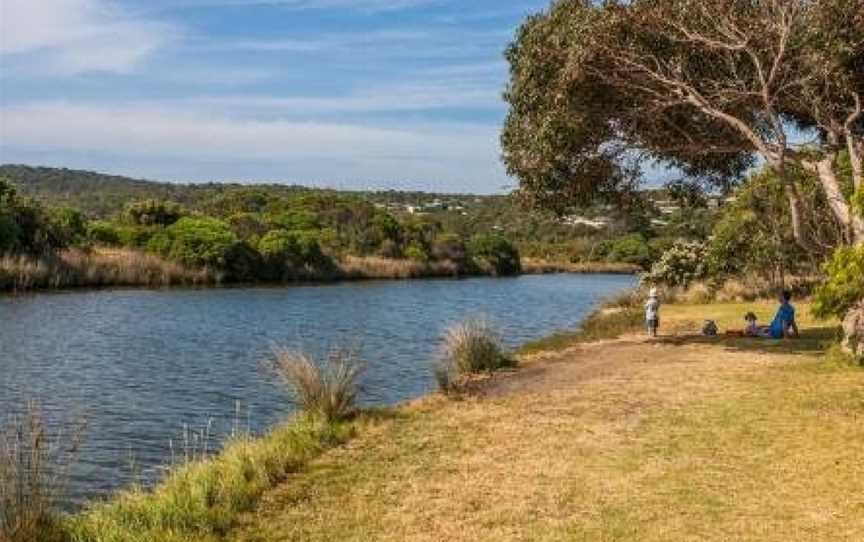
[645,287,661,337]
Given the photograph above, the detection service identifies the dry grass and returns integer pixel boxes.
[228,302,864,542]
[521,259,641,275]
[0,248,217,292]
[274,349,364,422]
[0,403,82,542]
[337,256,461,280]
[435,319,513,393]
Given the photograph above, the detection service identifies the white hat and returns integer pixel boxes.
[649,287,658,297]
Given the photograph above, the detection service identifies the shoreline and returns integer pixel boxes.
[38,298,862,541]
[0,253,640,296]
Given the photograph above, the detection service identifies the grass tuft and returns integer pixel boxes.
[436,318,513,393]
[274,348,364,422]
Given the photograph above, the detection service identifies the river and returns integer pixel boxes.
[0,273,634,505]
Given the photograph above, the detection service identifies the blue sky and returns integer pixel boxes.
[0,0,550,193]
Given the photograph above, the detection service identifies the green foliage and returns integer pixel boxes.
[643,240,708,288]
[602,234,654,269]
[47,207,87,247]
[86,220,121,246]
[813,245,864,320]
[706,167,837,283]
[268,210,320,232]
[258,230,327,273]
[468,234,521,276]
[165,217,239,268]
[124,199,184,227]
[404,244,429,263]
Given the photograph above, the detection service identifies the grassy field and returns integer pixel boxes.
[224,301,864,542]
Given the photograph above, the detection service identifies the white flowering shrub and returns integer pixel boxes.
[642,240,708,288]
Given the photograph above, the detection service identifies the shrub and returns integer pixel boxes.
[47,207,87,248]
[442,318,510,377]
[223,241,264,282]
[0,213,20,252]
[268,210,320,232]
[469,234,521,276]
[643,240,708,288]
[166,217,238,268]
[124,199,184,227]
[813,245,864,320]
[404,243,429,263]
[431,234,468,265]
[604,234,654,269]
[273,349,363,422]
[258,230,327,276]
[86,220,121,246]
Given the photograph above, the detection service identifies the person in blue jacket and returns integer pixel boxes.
[766,290,799,339]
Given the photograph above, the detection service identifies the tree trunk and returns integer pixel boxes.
[809,156,864,244]
[842,300,864,359]
[782,183,810,248]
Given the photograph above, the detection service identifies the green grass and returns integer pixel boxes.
[66,415,358,542]
[518,308,644,355]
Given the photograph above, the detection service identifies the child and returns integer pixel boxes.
[645,288,660,337]
[744,312,759,337]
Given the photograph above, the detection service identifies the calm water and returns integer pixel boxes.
[0,274,634,504]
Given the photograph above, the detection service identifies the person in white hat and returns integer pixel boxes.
[645,287,661,337]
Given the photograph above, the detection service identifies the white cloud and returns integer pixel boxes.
[0,0,172,75]
[0,101,507,189]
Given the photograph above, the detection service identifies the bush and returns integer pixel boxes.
[0,213,20,252]
[86,220,122,246]
[273,348,363,422]
[124,199,184,227]
[165,217,239,268]
[258,230,328,276]
[431,234,468,265]
[404,243,429,263]
[469,234,521,275]
[47,207,87,247]
[813,245,864,320]
[643,240,708,288]
[604,234,654,269]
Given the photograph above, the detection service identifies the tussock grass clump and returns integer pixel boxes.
[68,417,352,542]
[274,349,364,422]
[0,403,82,542]
[436,319,512,393]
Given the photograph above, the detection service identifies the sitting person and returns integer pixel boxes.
[743,312,760,337]
[761,290,799,339]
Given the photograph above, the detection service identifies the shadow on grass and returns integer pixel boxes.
[652,326,841,356]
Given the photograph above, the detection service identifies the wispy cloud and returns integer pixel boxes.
[0,101,506,188]
[0,0,173,75]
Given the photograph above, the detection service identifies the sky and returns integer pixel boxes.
[0,0,552,193]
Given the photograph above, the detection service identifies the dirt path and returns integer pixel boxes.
[229,315,864,542]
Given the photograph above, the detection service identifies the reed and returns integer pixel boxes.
[337,256,462,280]
[521,259,641,275]
[0,248,217,292]
[0,402,82,542]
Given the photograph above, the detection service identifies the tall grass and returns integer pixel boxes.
[436,319,512,392]
[0,403,82,542]
[273,348,364,422]
[337,256,462,280]
[521,259,641,275]
[0,248,217,292]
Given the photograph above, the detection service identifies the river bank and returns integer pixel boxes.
[0,248,639,293]
[38,299,864,541]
